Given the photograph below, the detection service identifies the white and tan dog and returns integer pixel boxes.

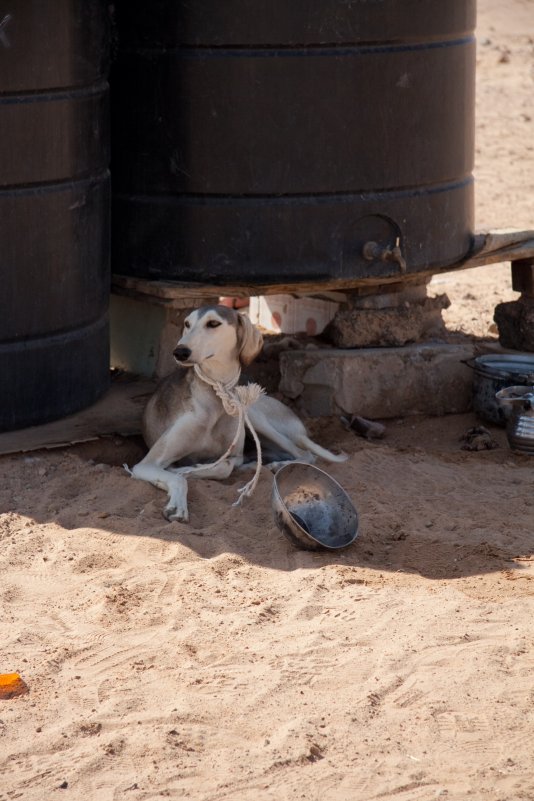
[129,305,346,522]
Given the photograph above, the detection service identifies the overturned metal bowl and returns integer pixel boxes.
[272,462,359,551]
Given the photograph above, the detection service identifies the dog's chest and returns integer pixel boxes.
[182,396,242,464]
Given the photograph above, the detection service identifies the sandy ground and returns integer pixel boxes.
[1,3,534,800]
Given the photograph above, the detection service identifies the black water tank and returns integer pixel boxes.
[0,2,110,431]
[111,1,476,285]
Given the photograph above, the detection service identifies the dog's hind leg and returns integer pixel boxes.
[254,412,347,464]
[248,399,346,464]
[241,459,302,474]
[246,415,314,462]
[291,434,347,463]
[169,456,239,480]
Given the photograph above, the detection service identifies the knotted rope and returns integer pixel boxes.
[183,364,265,507]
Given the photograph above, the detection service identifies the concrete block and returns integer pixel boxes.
[279,343,477,418]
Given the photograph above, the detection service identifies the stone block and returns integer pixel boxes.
[279,343,476,418]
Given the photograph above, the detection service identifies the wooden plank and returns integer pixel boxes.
[0,376,155,456]
[111,229,534,302]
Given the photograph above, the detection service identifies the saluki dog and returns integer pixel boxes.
[129,305,346,522]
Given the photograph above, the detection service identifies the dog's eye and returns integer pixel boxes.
[206,320,221,328]
[184,320,191,329]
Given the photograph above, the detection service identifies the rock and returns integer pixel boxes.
[460,426,499,451]
[324,295,450,348]
[340,415,386,440]
[494,298,534,351]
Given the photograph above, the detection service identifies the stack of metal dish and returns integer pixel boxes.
[496,386,534,454]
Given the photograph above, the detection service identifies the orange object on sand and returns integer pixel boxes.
[0,673,29,699]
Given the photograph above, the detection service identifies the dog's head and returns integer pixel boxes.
[173,305,263,370]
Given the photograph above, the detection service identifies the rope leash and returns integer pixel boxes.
[182,364,265,507]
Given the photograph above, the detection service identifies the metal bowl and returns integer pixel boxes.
[272,462,359,551]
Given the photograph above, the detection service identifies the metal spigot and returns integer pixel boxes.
[363,237,407,273]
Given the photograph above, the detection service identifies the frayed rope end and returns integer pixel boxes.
[234,382,265,409]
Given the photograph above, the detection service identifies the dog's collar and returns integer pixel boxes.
[193,363,241,392]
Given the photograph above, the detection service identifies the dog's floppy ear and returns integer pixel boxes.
[236,313,263,367]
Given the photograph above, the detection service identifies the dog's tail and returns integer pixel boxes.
[297,435,348,463]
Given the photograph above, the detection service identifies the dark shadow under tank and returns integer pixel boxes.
[111,1,476,285]
[0,1,110,431]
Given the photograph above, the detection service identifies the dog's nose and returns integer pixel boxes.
[173,346,192,363]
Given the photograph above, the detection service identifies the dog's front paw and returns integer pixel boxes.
[163,504,189,524]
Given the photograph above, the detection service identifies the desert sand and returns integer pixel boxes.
[1,2,533,800]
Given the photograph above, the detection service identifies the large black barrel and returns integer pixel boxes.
[0,2,110,431]
[111,1,476,285]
